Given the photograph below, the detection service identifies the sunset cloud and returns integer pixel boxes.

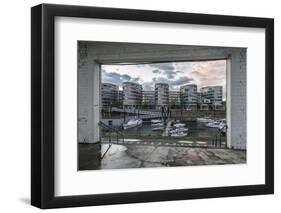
[191,60,226,88]
[102,60,226,98]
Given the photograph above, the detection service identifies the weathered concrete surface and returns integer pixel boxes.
[126,145,246,167]
[100,144,142,169]
[78,143,246,170]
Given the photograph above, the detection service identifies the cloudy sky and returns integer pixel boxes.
[102,60,226,99]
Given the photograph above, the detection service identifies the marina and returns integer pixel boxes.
[76,41,247,172]
[101,117,226,143]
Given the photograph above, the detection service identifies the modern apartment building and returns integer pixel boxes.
[101,81,223,111]
[180,84,198,110]
[169,91,180,108]
[142,90,155,108]
[197,92,211,110]
[122,82,143,108]
[155,83,169,107]
[101,83,118,108]
[200,86,223,110]
[117,90,124,107]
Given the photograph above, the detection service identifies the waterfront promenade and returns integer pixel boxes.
[78,142,246,170]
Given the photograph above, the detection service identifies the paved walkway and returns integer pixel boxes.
[79,143,246,170]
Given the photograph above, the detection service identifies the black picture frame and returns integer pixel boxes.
[31,3,274,209]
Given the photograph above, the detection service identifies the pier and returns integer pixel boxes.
[163,120,172,137]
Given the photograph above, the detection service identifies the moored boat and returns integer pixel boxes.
[151,119,162,123]
[206,119,226,128]
[123,118,143,130]
[152,126,164,131]
[151,122,164,127]
[218,121,227,134]
[197,117,213,123]
[171,131,188,137]
[170,127,188,133]
[174,123,186,128]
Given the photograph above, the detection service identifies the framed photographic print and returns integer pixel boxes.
[31,3,274,209]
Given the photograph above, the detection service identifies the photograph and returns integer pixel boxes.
[78,41,247,170]
[30,3,274,209]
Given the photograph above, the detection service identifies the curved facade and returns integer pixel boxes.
[142,90,155,108]
[180,84,198,109]
[200,86,223,109]
[122,82,143,107]
[169,91,180,107]
[101,83,118,108]
[155,83,169,106]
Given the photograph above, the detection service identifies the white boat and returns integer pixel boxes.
[152,126,164,131]
[197,117,213,123]
[123,118,143,130]
[206,119,226,128]
[171,132,188,137]
[169,127,189,135]
[218,122,225,129]
[151,119,162,123]
[205,121,221,128]
[151,122,164,127]
[218,122,227,133]
[169,129,177,134]
[170,127,188,133]
[174,123,186,128]
[177,127,189,132]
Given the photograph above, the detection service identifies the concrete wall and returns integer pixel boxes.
[77,41,246,150]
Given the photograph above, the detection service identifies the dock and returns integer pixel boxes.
[163,120,172,137]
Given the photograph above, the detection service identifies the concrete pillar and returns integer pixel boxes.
[78,42,101,143]
[92,61,101,143]
[229,49,247,150]
[226,58,232,149]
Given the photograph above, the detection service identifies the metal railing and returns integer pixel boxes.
[99,121,124,143]
[99,121,125,159]
[211,126,227,148]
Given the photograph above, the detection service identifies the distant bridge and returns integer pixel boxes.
[108,107,226,121]
[111,107,164,119]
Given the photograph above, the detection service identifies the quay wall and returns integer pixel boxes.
[170,110,226,121]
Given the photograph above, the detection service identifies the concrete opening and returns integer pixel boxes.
[78,41,246,170]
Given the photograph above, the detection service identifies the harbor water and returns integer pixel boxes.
[102,119,224,142]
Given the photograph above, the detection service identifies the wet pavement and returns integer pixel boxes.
[78,143,246,170]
